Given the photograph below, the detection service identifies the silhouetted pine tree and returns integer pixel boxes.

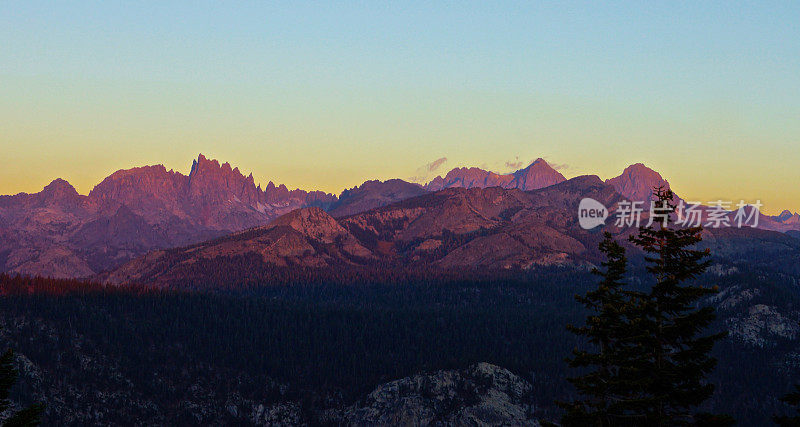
[560,188,731,426]
[627,187,729,426]
[560,232,644,426]
[0,331,43,427]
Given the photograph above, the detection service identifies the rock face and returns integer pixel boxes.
[342,363,538,426]
[425,159,565,192]
[329,179,428,218]
[709,282,800,349]
[104,207,373,285]
[0,155,337,278]
[105,177,627,286]
[91,154,337,230]
[727,304,800,348]
[774,210,800,225]
[605,163,672,202]
[105,170,800,289]
[0,178,103,278]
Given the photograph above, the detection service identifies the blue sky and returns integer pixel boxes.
[1,1,799,212]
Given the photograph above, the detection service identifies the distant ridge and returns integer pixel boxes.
[425,158,566,192]
[2,155,800,279]
[329,179,427,218]
[775,210,800,225]
[104,174,800,289]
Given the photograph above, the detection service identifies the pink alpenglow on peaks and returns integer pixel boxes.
[425,158,566,192]
[605,163,672,202]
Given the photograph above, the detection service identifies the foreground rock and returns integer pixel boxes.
[342,363,539,426]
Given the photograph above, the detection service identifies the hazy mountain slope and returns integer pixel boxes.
[103,177,630,286]
[105,172,800,289]
[425,158,565,192]
[329,179,427,218]
[103,207,374,286]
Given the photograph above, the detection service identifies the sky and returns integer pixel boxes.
[1,1,798,214]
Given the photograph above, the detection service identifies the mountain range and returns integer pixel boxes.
[424,158,566,192]
[0,154,335,278]
[1,154,798,280]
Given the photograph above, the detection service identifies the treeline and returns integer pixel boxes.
[0,272,588,423]
[0,268,799,424]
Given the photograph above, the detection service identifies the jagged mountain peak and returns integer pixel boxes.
[0,155,340,278]
[775,210,800,225]
[517,157,549,171]
[627,162,652,170]
[41,178,79,197]
[190,153,210,174]
[425,158,565,192]
[444,166,488,176]
[606,163,671,201]
[510,158,566,190]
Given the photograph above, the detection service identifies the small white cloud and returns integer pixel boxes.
[409,157,449,183]
[427,157,448,172]
[505,156,524,170]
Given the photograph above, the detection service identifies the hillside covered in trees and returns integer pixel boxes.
[1,269,799,424]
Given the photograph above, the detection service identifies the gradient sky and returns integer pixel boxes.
[1,1,798,213]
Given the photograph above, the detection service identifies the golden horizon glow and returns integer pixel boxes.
[1,3,798,215]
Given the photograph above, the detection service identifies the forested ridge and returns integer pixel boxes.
[1,268,799,424]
